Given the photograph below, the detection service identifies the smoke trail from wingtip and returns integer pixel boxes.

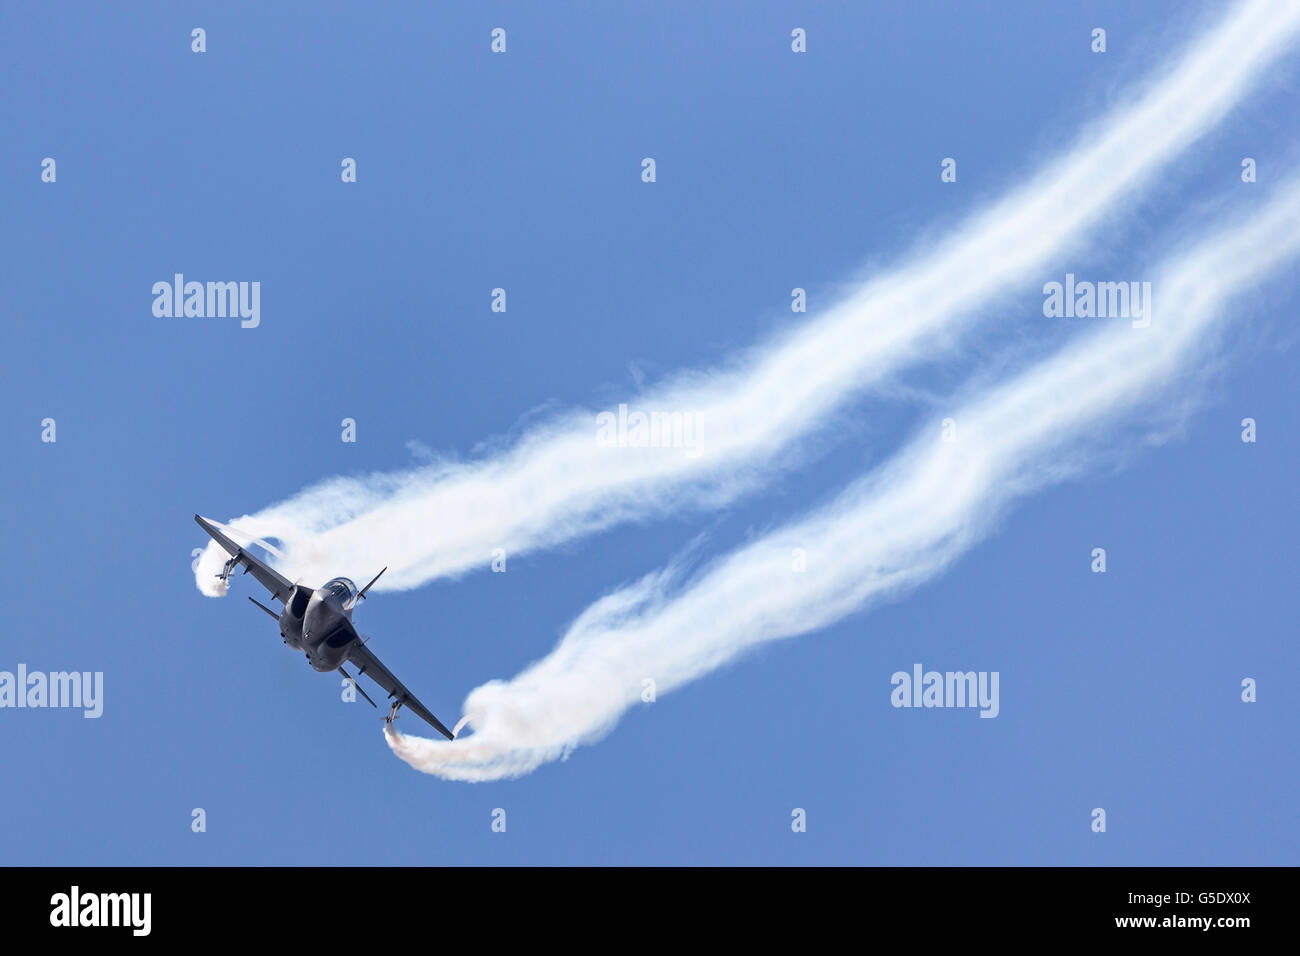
[386,179,1300,780]
[195,0,1300,597]
[192,518,288,598]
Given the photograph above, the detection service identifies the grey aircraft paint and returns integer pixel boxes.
[194,514,455,740]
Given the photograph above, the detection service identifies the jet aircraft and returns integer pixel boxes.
[194,514,454,739]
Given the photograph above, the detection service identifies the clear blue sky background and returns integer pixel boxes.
[2,1,1295,865]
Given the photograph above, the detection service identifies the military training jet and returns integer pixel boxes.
[194,514,455,740]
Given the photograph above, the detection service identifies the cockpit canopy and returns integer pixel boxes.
[322,577,359,609]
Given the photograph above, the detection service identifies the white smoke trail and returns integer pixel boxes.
[195,0,1300,596]
[386,179,1300,779]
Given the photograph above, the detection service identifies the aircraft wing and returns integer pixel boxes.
[347,640,455,740]
[194,514,295,603]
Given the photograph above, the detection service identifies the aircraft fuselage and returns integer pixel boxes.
[278,577,359,672]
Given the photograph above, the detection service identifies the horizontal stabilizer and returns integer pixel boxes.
[248,597,279,620]
[339,666,377,708]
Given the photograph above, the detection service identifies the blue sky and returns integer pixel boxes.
[2,1,1296,864]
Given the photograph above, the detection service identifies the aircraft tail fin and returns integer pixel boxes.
[357,567,386,600]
